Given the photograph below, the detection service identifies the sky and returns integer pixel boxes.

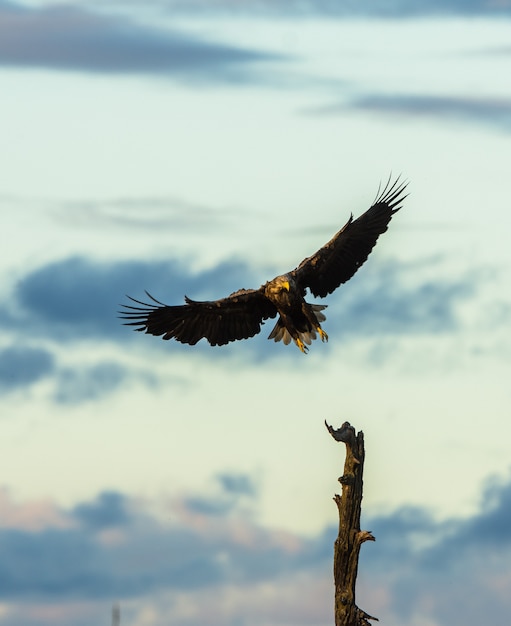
[1,0,511,624]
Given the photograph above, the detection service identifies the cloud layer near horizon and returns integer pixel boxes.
[2,470,511,625]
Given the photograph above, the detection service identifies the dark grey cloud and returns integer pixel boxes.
[183,495,233,517]
[0,527,104,599]
[426,475,511,559]
[3,472,511,626]
[0,486,325,601]
[315,94,511,134]
[0,2,279,82]
[373,480,511,563]
[359,474,511,624]
[324,259,474,342]
[184,472,258,516]
[0,339,149,400]
[72,492,131,530]
[0,345,55,392]
[217,472,257,497]
[7,253,484,365]
[14,255,262,343]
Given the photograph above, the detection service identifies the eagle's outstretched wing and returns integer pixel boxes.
[292,176,408,298]
[119,288,277,347]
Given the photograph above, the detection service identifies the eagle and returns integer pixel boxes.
[120,177,407,353]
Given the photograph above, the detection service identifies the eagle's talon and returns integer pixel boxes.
[318,327,328,343]
[296,338,309,354]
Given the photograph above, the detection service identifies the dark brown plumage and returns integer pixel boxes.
[120,176,407,352]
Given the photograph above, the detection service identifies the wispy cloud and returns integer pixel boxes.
[53,195,243,233]
[355,94,511,132]
[314,94,511,133]
[0,2,279,82]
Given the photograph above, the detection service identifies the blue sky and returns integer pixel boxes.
[1,1,511,624]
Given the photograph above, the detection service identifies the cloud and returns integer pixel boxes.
[54,195,243,233]
[0,485,327,603]
[314,94,511,134]
[0,343,153,401]
[0,345,55,392]
[72,492,131,530]
[217,472,258,497]
[12,255,264,343]
[360,473,511,625]
[0,2,279,82]
[425,475,511,559]
[5,253,487,369]
[0,489,70,532]
[356,94,511,133]
[53,362,128,404]
[151,0,511,17]
[3,472,511,623]
[320,258,475,342]
[183,472,258,516]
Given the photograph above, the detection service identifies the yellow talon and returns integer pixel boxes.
[296,338,308,353]
[318,327,328,342]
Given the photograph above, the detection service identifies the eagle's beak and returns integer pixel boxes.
[282,280,290,291]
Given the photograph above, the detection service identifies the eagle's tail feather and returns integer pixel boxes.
[267,305,327,351]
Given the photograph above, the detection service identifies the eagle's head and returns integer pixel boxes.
[265,274,294,297]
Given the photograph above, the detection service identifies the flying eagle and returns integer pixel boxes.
[120,177,407,353]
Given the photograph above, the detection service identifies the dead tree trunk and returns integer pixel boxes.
[325,420,377,626]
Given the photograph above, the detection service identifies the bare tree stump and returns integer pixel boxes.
[325,420,377,626]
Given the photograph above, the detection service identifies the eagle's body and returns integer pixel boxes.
[120,177,407,352]
[264,275,328,351]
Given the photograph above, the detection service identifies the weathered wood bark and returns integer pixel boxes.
[325,420,377,626]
